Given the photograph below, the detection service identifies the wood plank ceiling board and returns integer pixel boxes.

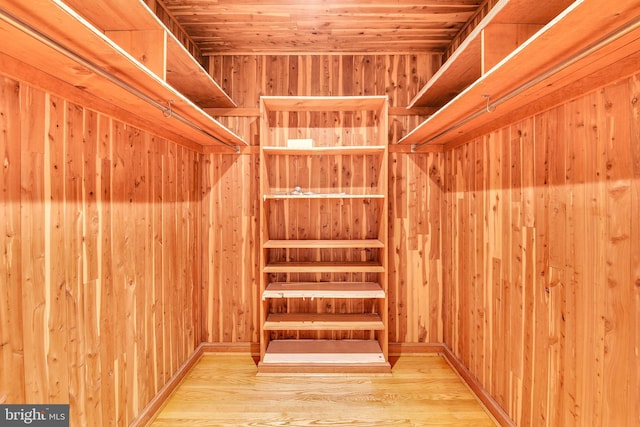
[157,0,483,54]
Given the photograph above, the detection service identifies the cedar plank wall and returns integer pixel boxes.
[0,75,201,425]
[443,71,640,426]
[201,54,445,345]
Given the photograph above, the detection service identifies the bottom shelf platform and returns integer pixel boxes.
[258,339,391,374]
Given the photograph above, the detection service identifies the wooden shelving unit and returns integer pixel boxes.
[0,0,245,151]
[401,0,640,149]
[258,96,390,373]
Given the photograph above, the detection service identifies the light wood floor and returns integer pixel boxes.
[150,354,497,426]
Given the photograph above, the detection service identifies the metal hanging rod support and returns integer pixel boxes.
[0,7,240,153]
[412,14,640,151]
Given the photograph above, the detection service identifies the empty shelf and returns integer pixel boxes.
[263,282,385,299]
[262,339,386,364]
[402,0,640,148]
[0,0,245,150]
[409,0,572,108]
[263,261,385,273]
[263,239,384,249]
[263,313,384,331]
[264,193,385,200]
[261,96,387,112]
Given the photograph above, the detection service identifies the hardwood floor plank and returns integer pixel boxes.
[150,354,497,426]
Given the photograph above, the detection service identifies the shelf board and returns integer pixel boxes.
[258,339,391,373]
[408,0,573,108]
[262,146,385,155]
[262,339,386,364]
[0,0,245,150]
[62,0,235,108]
[264,193,385,200]
[261,95,387,112]
[264,239,384,249]
[400,0,640,148]
[263,313,384,331]
[165,36,234,108]
[263,282,385,299]
[263,261,385,273]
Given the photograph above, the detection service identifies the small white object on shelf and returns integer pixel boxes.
[287,138,313,148]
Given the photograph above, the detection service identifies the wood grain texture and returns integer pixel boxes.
[201,152,260,343]
[442,71,640,426]
[0,75,201,425]
[160,0,481,54]
[0,2,240,146]
[201,54,442,346]
[0,76,25,404]
[150,354,497,426]
[207,54,438,143]
[409,0,564,108]
[2,13,636,427]
[443,0,499,61]
[389,151,444,344]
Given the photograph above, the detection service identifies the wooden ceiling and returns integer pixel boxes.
[157,0,484,55]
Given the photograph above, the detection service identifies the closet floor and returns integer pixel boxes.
[150,353,497,426]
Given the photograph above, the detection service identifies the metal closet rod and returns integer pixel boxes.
[0,7,240,153]
[412,14,640,151]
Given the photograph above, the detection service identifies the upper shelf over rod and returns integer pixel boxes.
[0,0,246,151]
[62,0,235,108]
[400,0,640,149]
[408,0,574,109]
